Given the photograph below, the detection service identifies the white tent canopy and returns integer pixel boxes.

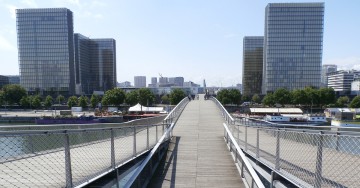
[250,108,303,114]
[128,103,165,113]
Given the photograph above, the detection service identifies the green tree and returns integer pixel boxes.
[138,88,155,106]
[0,91,4,106]
[304,87,319,107]
[125,90,139,106]
[241,95,251,102]
[90,94,100,108]
[102,88,125,106]
[78,96,88,108]
[273,88,291,107]
[31,95,42,109]
[228,89,242,105]
[216,89,231,105]
[44,95,53,109]
[336,96,349,107]
[67,96,78,108]
[262,93,275,107]
[251,94,261,104]
[20,96,31,109]
[161,95,170,104]
[318,87,336,107]
[2,84,27,105]
[56,95,65,104]
[169,88,186,105]
[349,96,360,108]
[291,89,307,105]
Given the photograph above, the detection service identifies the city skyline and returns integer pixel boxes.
[1,0,360,87]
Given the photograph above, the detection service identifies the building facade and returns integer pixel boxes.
[321,64,337,87]
[134,76,146,88]
[242,36,263,96]
[74,34,117,95]
[6,75,21,85]
[262,3,324,94]
[17,8,75,95]
[0,76,10,89]
[328,70,360,93]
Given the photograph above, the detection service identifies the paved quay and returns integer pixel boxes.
[149,94,244,187]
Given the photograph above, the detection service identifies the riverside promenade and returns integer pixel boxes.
[149,94,244,187]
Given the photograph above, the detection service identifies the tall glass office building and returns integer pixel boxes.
[262,3,324,94]
[74,34,116,95]
[242,37,263,96]
[17,8,75,95]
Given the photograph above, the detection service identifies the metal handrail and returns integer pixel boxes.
[124,123,175,188]
[223,123,265,188]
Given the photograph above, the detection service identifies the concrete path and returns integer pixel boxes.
[149,94,244,187]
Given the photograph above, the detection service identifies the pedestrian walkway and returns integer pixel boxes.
[149,94,244,187]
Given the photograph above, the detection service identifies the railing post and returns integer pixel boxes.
[111,129,115,168]
[275,129,280,170]
[256,128,259,158]
[64,132,73,188]
[241,160,245,178]
[315,131,324,188]
[156,124,158,142]
[245,126,248,151]
[147,126,149,150]
[133,126,137,156]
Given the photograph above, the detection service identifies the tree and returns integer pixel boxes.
[78,96,88,108]
[0,91,4,106]
[161,95,170,104]
[349,96,360,108]
[262,93,275,107]
[44,95,53,109]
[169,89,186,105]
[56,95,65,104]
[20,96,31,109]
[216,89,231,105]
[252,94,261,104]
[336,96,349,107]
[90,94,100,108]
[31,95,42,109]
[241,95,251,102]
[2,84,27,105]
[138,88,155,106]
[125,90,139,106]
[228,89,242,105]
[291,89,307,106]
[102,88,125,106]
[67,96,78,108]
[318,87,336,108]
[304,87,319,107]
[273,88,291,107]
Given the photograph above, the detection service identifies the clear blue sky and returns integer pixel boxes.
[0,0,359,87]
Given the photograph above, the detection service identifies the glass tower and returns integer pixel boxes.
[74,34,116,94]
[242,36,264,96]
[16,8,75,95]
[262,3,324,94]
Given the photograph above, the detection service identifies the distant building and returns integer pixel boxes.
[328,70,360,93]
[262,3,324,94]
[242,36,263,96]
[0,76,9,89]
[321,64,337,87]
[351,80,360,96]
[134,76,146,88]
[159,77,168,86]
[151,77,157,85]
[5,75,20,84]
[17,8,75,95]
[74,33,117,95]
[118,81,131,87]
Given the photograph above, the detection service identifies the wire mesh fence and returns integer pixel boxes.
[229,122,360,188]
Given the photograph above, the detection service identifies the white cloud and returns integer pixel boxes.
[6,4,17,19]
[21,0,38,7]
[325,57,360,71]
[0,35,16,51]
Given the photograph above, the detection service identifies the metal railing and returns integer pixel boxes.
[211,97,265,188]
[0,113,172,187]
[124,97,189,188]
[211,97,360,188]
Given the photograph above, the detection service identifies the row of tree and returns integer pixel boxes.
[0,85,188,109]
[216,87,360,108]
